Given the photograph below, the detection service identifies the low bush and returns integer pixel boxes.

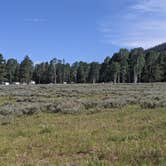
[101,97,127,108]
[55,99,85,113]
[0,104,15,116]
[0,83,165,116]
[81,99,100,110]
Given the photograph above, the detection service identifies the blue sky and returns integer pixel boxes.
[0,0,165,63]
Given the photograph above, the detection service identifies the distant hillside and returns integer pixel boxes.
[146,42,166,52]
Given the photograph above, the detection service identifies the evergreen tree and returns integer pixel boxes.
[6,58,18,83]
[14,64,20,82]
[0,43,166,84]
[99,57,111,82]
[63,63,71,83]
[77,62,89,83]
[70,62,79,83]
[129,48,145,83]
[20,56,33,83]
[88,62,100,83]
[49,58,61,84]
[119,49,129,83]
[144,51,159,82]
[157,51,166,81]
[110,62,120,83]
[0,54,6,83]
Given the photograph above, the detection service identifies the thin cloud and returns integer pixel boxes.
[24,18,47,23]
[99,0,166,49]
[131,0,166,13]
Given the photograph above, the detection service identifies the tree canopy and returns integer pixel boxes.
[0,44,166,84]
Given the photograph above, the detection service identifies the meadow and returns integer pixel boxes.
[0,83,166,165]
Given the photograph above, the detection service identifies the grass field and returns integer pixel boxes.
[0,83,166,165]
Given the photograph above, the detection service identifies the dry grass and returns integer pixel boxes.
[0,83,166,165]
[0,106,165,165]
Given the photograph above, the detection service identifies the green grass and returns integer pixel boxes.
[0,105,165,166]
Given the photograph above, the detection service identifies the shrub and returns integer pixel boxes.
[0,104,15,116]
[56,99,85,113]
[81,99,99,110]
[43,103,59,113]
[17,103,41,115]
[101,98,127,108]
[140,100,157,109]
[0,83,166,116]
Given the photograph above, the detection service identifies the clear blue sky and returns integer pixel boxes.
[0,0,165,63]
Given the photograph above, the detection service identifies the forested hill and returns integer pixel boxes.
[0,43,166,84]
[146,42,166,53]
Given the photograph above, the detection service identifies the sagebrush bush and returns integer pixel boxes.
[140,95,166,109]
[81,99,100,109]
[0,83,165,116]
[101,98,127,108]
[0,104,15,116]
[55,99,85,113]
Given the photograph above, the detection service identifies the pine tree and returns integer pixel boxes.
[0,54,6,83]
[6,58,18,83]
[110,62,120,84]
[129,48,145,83]
[20,56,33,83]
[88,62,100,83]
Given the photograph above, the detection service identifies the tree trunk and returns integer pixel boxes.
[114,73,117,84]
[122,73,125,83]
[134,70,138,83]
[93,77,96,84]
[117,74,120,83]
[149,66,152,83]
[54,68,57,84]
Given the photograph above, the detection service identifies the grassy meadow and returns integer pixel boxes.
[0,83,165,165]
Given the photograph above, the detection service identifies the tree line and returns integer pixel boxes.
[0,47,166,84]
